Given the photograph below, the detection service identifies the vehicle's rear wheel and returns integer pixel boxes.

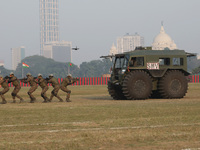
[108,81,127,100]
[122,70,152,100]
[158,70,188,98]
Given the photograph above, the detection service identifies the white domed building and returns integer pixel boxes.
[109,43,118,55]
[152,25,177,50]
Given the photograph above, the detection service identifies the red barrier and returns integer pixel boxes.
[7,75,200,87]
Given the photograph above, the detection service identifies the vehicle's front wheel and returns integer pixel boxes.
[108,81,127,100]
[122,70,152,100]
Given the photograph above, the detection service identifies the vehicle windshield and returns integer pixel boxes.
[114,55,129,69]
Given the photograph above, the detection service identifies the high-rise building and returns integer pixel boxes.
[117,33,144,53]
[43,41,72,63]
[39,0,59,56]
[11,46,25,70]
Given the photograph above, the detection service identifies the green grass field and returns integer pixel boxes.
[0,84,200,150]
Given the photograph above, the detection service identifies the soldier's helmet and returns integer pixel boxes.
[10,72,14,75]
[38,73,42,77]
[0,75,3,78]
[67,74,72,77]
[26,73,31,76]
[49,74,54,77]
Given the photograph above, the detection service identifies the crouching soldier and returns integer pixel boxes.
[60,74,79,102]
[7,72,24,103]
[21,73,38,103]
[35,74,49,103]
[47,74,63,102]
[0,75,9,104]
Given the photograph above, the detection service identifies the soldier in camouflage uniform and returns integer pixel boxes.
[21,73,38,103]
[0,75,9,104]
[35,74,49,103]
[8,72,24,103]
[60,74,79,102]
[47,74,63,102]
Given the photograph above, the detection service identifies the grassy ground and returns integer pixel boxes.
[0,83,200,150]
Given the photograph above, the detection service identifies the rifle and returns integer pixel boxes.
[72,78,79,83]
[4,76,12,83]
[45,77,50,81]
[74,78,79,82]
[19,78,27,82]
[4,76,11,80]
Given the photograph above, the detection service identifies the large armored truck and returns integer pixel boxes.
[107,48,193,100]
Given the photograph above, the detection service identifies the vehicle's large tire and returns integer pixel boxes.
[108,81,127,100]
[158,70,188,98]
[122,70,152,100]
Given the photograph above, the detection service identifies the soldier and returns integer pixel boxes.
[7,72,24,103]
[35,74,49,103]
[47,74,63,102]
[0,75,9,104]
[21,73,38,103]
[60,74,79,102]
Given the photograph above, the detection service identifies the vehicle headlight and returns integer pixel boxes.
[122,69,126,74]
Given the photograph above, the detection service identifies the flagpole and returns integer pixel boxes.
[68,65,70,74]
[22,64,23,78]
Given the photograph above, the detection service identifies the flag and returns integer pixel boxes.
[22,62,29,68]
[68,62,73,67]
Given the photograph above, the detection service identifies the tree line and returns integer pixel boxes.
[0,55,112,78]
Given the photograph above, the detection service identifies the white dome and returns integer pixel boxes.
[109,43,118,55]
[152,25,177,50]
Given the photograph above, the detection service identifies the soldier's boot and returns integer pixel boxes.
[30,98,35,103]
[33,98,36,102]
[42,100,48,103]
[44,97,50,103]
[56,95,63,102]
[66,93,71,102]
[42,97,48,103]
[1,99,7,104]
[48,94,54,102]
[16,95,22,100]
[20,98,24,103]
[46,97,50,102]
[57,96,64,102]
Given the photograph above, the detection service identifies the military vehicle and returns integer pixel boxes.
[106,47,194,100]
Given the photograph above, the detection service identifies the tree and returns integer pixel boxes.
[15,55,79,78]
[78,59,112,77]
[0,56,112,78]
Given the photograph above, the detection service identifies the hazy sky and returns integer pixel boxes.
[0,0,200,69]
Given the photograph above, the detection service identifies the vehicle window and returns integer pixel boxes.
[123,58,128,68]
[173,58,183,66]
[159,58,170,66]
[130,57,144,67]
[115,57,124,69]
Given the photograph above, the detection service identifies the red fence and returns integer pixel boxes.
[8,77,110,87]
[189,75,200,83]
[7,75,200,87]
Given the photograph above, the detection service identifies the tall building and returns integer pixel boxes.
[117,33,144,53]
[11,46,25,70]
[152,25,177,50]
[43,41,72,62]
[39,0,59,56]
